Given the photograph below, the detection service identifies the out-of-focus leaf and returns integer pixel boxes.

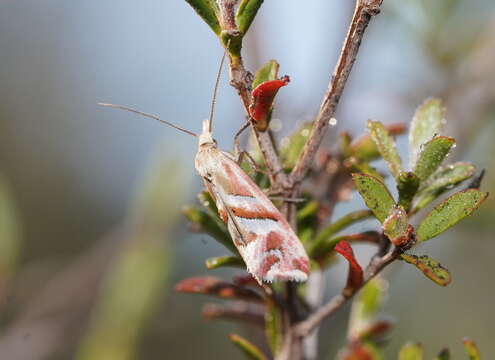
[175,276,263,302]
[310,210,373,258]
[249,76,290,131]
[434,348,451,360]
[205,255,244,269]
[416,189,488,242]
[335,241,363,295]
[400,254,451,286]
[0,177,21,286]
[236,0,264,35]
[352,174,395,223]
[463,338,481,360]
[409,98,445,169]
[350,123,406,162]
[202,303,264,327]
[413,136,455,182]
[311,232,380,265]
[229,334,267,360]
[397,171,420,210]
[338,342,384,360]
[413,162,476,211]
[355,320,393,342]
[265,299,283,356]
[383,206,409,246]
[399,342,423,360]
[348,278,388,341]
[368,120,403,179]
[252,60,279,90]
[297,200,319,222]
[76,160,186,360]
[281,122,312,169]
[185,0,221,35]
[183,206,236,253]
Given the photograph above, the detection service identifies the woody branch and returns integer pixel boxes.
[290,0,383,187]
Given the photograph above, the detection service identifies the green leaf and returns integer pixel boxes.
[399,342,423,360]
[400,254,451,286]
[281,122,312,169]
[414,136,455,182]
[185,0,221,35]
[236,0,264,35]
[229,334,267,360]
[413,162,476,211]
[345,157,384,182]
[397,171,420,211]
[352,174,396,223]
[252,60,279,90]
[409,98,446,169]
[434,348,451,360]
[382,206,408,245]
[297,200,319,222]
[368,120,403,179]
[349,123,406,162]
[310,210,373,258]
[265,299,283,356]
[182,206,236,253]
[205,255,244,269]
[416,189,488,242]
[463,338,481,360]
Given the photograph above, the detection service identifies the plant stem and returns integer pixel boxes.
[290,0,383,187]
[294,247,400,338]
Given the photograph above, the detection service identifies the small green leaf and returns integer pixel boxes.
[345,157,384,182]
[413,162,476,211]
[310,210,373,258]
[236,0,264,35]
[434,348,450,360]
[352,173,396,223]
[416,189,488,242]
[409,98,446,169]
[400,254,451,286]
[397,171,420,211]
[368,120,403,179]
[185,0,221,35]
[382,206,408,245]
[350,123,406,162]
[252,60,279,89]
[265,299,283,356]
[205,255,244,269]
[399,342,423,360]
[414,136,455,182]
[297,200,319,222]
[229,334,267,360]
[281,122,312,169]
[182,206,236,253]
[463,338,481,360]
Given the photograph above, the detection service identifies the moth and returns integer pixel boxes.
[100,58,309,284]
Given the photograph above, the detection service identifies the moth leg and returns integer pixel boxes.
[233,120,251,160]
[268,196,306,203]
[237,150,271,176]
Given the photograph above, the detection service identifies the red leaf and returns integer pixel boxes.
[335,241,364,295]
[175,276,263,302]
[249,76,290,131]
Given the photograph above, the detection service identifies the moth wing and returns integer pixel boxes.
[210,153,309,283]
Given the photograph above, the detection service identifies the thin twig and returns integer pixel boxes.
[290,0,383,186]
[295,247,399,338]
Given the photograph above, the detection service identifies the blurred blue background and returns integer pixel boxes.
[0,0,494,359]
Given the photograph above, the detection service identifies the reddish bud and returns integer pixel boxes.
[249,76,290,131]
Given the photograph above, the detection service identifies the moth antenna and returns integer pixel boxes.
[208,50,227,133]
[98,103,198,137]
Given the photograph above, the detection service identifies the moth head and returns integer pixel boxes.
[198,119,216,147]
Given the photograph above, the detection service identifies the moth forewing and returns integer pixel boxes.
[195,120,310,284]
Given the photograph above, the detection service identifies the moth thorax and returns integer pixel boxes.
[198,119,215,147]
